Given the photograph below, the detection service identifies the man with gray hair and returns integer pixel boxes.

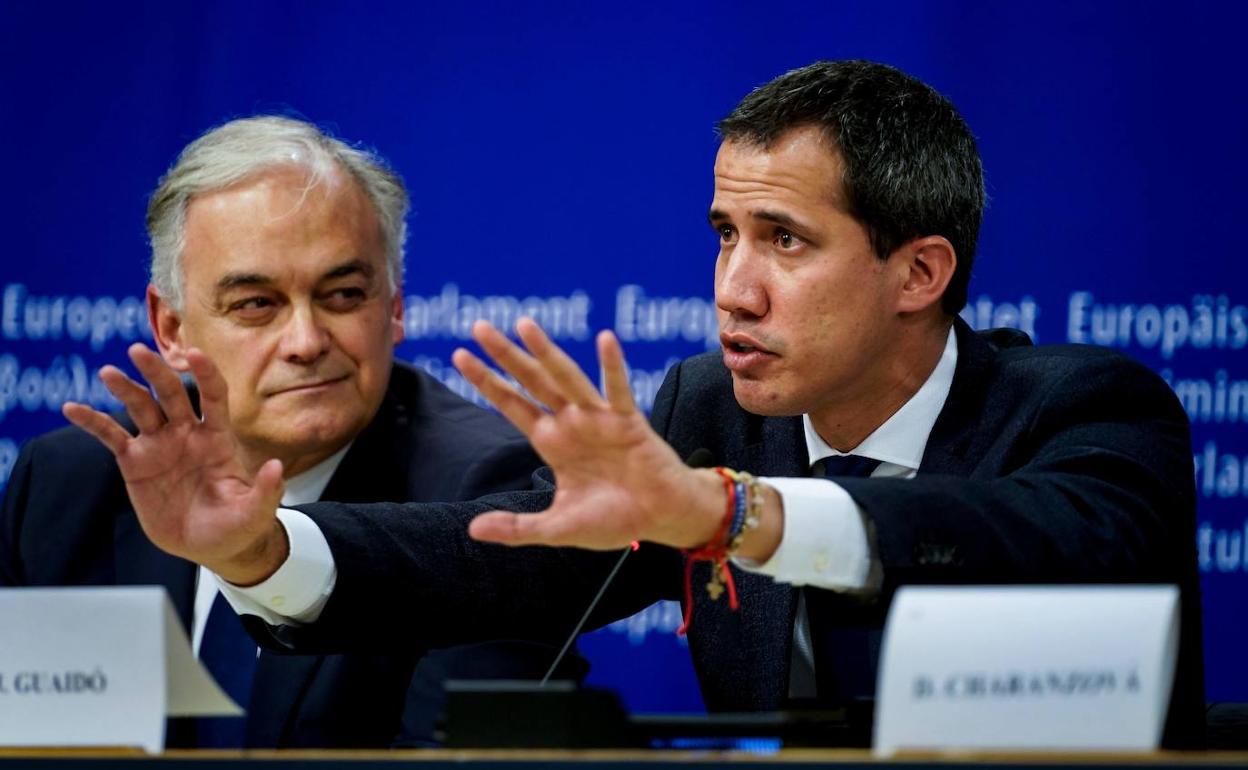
[54,61,1204,748]
[0,115,568,748]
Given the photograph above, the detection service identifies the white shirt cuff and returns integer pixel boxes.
[732,477,876,591]
[214,508,337,625]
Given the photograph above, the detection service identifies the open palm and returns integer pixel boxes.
[63,344,285,579]
[454,320,722,550]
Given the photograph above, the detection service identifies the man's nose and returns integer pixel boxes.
[280,305,331,363]
[715,244,769,320]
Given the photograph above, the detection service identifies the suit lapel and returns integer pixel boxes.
[113,511,195,633]
[322,383,410,505]
[109,406,197,631]
[706,414,806,708]
[248,653,324,747]
[919,319,998,478]
[697,322,1022,709]
[257,376,410,743]
[741,415,810,479]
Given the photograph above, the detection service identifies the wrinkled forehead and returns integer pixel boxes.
[180,166,385,285]
[712,126,848,212]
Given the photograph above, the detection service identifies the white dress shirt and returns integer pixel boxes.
[745,325,958,590]
[219,328,957,625]
[743,328,957,696]
[196,443,349,648]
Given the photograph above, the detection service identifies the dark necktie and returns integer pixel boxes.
[193,593,258,747]
[805,454,883,709]
[820,454,883,480]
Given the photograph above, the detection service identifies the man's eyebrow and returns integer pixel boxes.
[321,259,375,282]
[752,209,806,231]
[213,260,375,294]
[707,207,809,232]
[215,272,273,292]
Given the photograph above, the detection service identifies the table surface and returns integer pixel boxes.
[3,749,1248,768]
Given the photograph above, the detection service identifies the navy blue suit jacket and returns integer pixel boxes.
[655,320,1203,747]
[250,322,1203,747]
[0,362,559,748]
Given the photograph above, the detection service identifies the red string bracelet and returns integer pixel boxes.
[676,467,740,636]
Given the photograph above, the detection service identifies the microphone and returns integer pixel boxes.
[684,447,716,470]
[539,448,717,684]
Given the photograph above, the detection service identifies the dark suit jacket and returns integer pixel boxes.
[259,321,1204,746]
[0,362,558,748]
[653,320,1203,747]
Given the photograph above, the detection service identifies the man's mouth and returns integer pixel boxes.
[720,331,773,356]
[270,375,350,396]
[720,332,777,373]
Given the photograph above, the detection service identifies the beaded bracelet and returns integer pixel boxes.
[677,466,762,635]
[726,471,762,557]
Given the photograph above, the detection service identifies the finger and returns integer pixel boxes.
[597,330,637,414]
[453,348,544,434]
[185,348,231,431]
[98,365,165,434]
[252,458,286,513]
[128,343,196,425]
[515,318,601,406]
[468,510,570,547]
[62,402,132,456]
[471,321,567,411]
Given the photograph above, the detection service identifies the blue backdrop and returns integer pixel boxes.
[1,0,1244,711]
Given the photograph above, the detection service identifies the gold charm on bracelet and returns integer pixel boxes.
[706,575,725,601]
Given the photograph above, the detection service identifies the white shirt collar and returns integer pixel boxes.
[191,441,353,655]
[280,442,354,506]
[803,326,958,471]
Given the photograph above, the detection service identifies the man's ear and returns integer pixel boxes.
[894,236,956,315]
[146,285,191,371]
[389,285,405,345]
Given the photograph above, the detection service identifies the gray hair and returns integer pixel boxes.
[146,116,408,309]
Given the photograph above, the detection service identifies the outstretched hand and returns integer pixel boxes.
[63,344,287,585]
[452,319,725,551]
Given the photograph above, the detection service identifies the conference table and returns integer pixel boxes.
[3,749,1248,769]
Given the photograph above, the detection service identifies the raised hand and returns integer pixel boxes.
[62,344,287,585]
[452,319,727,551]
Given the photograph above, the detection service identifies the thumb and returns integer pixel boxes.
[252,458,286,515]
[469,510,551,546]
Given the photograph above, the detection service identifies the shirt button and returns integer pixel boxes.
[813,553,831,572]
[270,595,286,608]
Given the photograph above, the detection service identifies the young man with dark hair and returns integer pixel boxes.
[62,62,1203,747]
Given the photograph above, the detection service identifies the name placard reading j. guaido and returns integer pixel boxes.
[0,587,241,753]
[873,585,1179,755]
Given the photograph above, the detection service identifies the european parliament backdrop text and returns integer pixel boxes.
[2,1,1243,710]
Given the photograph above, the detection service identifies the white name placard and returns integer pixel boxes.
[0,586,241,753]
[873,585,1179,755]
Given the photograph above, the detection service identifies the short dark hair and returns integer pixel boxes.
[717,60,984,314]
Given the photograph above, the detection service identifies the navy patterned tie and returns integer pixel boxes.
[806,454,883,709]
[193,593,257,747]
[820,454,883,480]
